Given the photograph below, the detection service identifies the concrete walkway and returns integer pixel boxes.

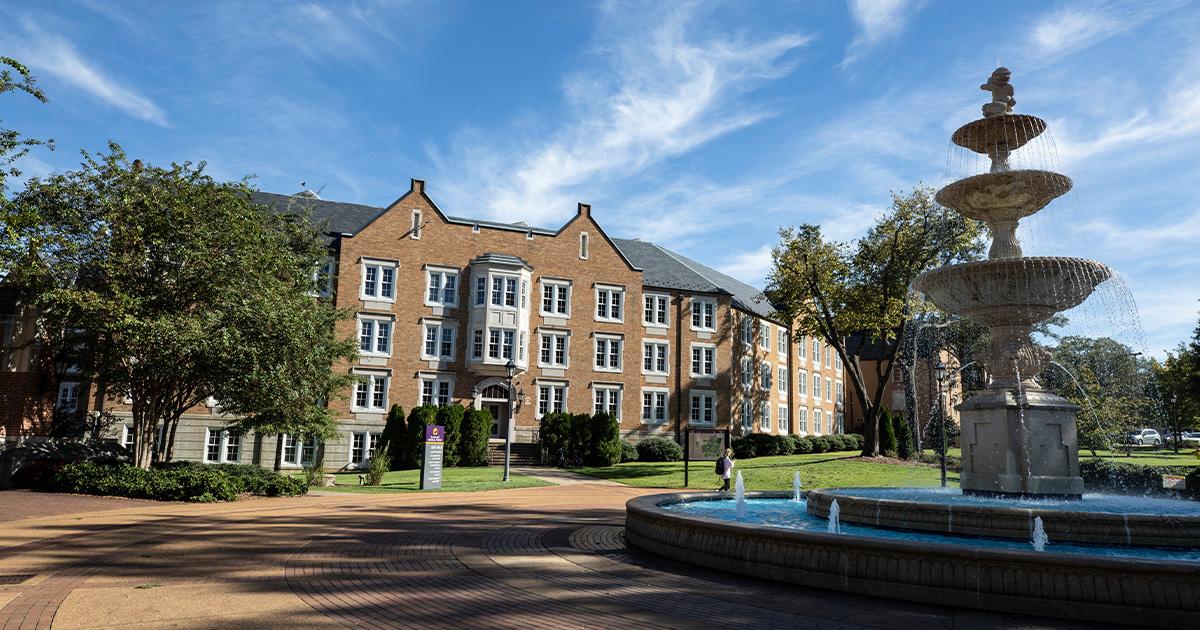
[0,487,1097,629]
[510,466,626,486]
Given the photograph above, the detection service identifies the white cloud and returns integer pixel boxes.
[1027,2,1181,59]
[3,20,168,126]
[434,3,809,224]
[718,244,774,286]
[841,0,924,68]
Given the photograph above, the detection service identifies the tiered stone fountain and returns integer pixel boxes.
[912,67,1111,498]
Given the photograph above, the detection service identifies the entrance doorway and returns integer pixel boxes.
[479,384,510,438]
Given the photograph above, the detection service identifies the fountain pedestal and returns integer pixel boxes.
[959,388,1083,498]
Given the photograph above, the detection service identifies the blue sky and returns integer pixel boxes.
[4,0,1199,357]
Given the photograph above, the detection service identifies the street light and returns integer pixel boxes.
[504,359,517,483]
[934,360,948,488]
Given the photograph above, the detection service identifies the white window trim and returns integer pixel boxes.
[121,424,135,449]
[740,399,753,431]
[759,401,771,431]
[420,319,457,361]
[641,340,669,376]
[593,333,623,373]
[358,314,394,358]
[592,383,622,420]
[594,284,625,323]
[778,405,789,434]
[777,328,788,357]
[826,377,833,402]
[423,266,460,307]
[56,381,81,413]
[535,380,568,419]
[689,389,716,426]
[798,368,808,400]
[359,258,399,302]
[689,343,716,378]
[348,431,383,467]
[351,370,390,412]
[759,362,772,391]
[640,387,669,425]
[419,373,456,407]
[281,433,319,468]
[539,278,572,318]
[203,427,240,464]
[537,329,570,369]
[579,232,589,260]
[411,209,423,239]
[488,273,522,311]
[739,357,753,389]
[690,298,716,332]
[642,292,670,328]
[777,365,788,395]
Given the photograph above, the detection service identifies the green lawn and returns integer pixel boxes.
[316,467,554,493]
[577,452,956,491]
[946,447,1200,468]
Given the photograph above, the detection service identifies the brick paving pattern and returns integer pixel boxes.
[0,484,1101,629]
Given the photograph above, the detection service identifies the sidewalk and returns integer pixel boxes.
[510,466,628,487]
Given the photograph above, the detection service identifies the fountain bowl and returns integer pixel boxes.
[626,491,1200,628]
[952,114,1047,154]
[935,170,1071,223]
[912,256,1112,326]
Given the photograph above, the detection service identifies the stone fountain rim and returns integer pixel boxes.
[951,113,1048,153]
[912,255,1113,293]
[935,169,1073,218]
[627,490,1200,569]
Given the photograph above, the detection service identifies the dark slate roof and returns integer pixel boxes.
[468,253,531,269]
[251,191,388,236]
[845,331,895,360]
[612,238,776,319]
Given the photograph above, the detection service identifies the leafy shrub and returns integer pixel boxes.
[460,408,493,466]
[403,406,438,469]
[731,436,756,460]
[879,408,898,456]
[365,449,390,486]
[894,413,914,460]
[49,461,307,502]
[381,404,406,471]
[568,413,593,464]
[637,437,683,462]
[539,412,572,465]
[4,439,129,489]
[917,451,961,472]
[825,435,845,451]
[619,440,638,463]
[845,434,865,451]
[809,436,829,453]
[747,434,781,457]
[777,435,796,456]
[301,463,324,487]
[793,436,814,454]
[437,405,465,467]
[1080,459,1196,498]
[589,413,622,466]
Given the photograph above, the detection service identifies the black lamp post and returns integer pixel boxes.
[504,359,516,483]
[934,360,948,488]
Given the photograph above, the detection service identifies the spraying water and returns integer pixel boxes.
[828,499,841,534]
[1031,516,1049,552]
[793,471,802,502]
[734,471,746,520]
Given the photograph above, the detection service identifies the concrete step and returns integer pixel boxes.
[487,442,541,466]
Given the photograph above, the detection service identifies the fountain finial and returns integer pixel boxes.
[981,67,1015,117]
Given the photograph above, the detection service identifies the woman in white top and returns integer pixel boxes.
[716,448,735,491]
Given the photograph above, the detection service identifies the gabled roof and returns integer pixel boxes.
[845,331,895,361]
[251,191,387,236]
[612,238,776,319]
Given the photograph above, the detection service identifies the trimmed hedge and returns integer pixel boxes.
[731,437,756,459]
[589,413,622,466]
[380,404,406,471]
[637,437,683,462]
[539,412,624,467]
[437,405,465,468]
[1080,459,1200,499]
[730,433,863,460]
[793,436,814,454]
[50,461,306,502]
[460,408,493,466]
[619,441,639,463]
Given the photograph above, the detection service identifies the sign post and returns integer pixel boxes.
[684,428,729,489]
[420,425,445,490]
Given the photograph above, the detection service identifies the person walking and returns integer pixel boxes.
[715,448,735,491]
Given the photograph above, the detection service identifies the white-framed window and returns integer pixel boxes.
[540,280,571,317]
[121,424,134,449]
[798,335,807,360]
[593,385,621,420]
[777,366,787,394]
[593,335,623,372]
[825,345,832,369]
[521,280,529,309]
[641,388,668,424]
[281,434,319,467]
[313,257,335,298]
[740,400,753,431]
[759,323,770,350]
[642,341,668,376]
[361,259,397,301]
[740,357,753,388]
[690,344,715,378]
[421,321,456,360]
[836,382,844,405]
[777,329,788,355]
[759,363,772,391]
[825,377,833,402]
[537,382,567,418]
[835,352,843,371]
[800,408,809,433]
[689,390,715,425]
[813,373,822,400]
[538,331,569,368]
[837,411,845,434]
[411,209,423,239]
[519,330,527,362]
[474,275,487,306]
[349,431,382,466]
[779,406,789,433]
[760,401,771,431]
[595,285,624,322]
[812,338,821,367]
[740,317,753,345]
[471,327,484,359]
[826,411,833,434]
[691,298,716,331]
[425,268,459,307]
[490,275,519,308]
[358,316,392,357]
[579,232,589,259]
[204,428,240,463]
[814,410,822,434]
[56,381,81,413]
[643,293,669,327]
[420,374,454,406]
[799,369,808,399]
[353,372,389,412]
[487,328,516,360]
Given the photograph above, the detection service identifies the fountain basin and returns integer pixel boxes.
[912,256,1112,326]
[807,488,1200,548]
[951,114,1047,154]
[935,170,1071,222]
[626,492,1200,628]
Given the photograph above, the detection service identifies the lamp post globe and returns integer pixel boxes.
[504,359,517,482]
[935,360,948,488]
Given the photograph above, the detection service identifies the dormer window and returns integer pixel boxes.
[579,232,589,260]
[411,209,423,239]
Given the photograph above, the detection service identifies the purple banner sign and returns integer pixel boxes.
[425,425,445,443]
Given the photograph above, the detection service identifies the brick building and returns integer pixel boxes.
[0,179,846,470]
[843,332,961,442]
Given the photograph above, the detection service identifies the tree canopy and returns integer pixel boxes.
[1,145,357,467]
[765,186,984,456]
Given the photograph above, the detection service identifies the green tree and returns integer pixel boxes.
[0,57,53,197]
[588,412,621,466]
[0,146,357,467]
[766,186,984,456]
[380,404,406,471]
[403,406,438,469]
[879,407,898,456]
[459,407,493,466]
[1154,310,1200,451]
[893,412,913,460]
[437,404,465,467]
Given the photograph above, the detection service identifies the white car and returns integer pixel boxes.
[1128,429,1162,446]
[1181,431,1200,447]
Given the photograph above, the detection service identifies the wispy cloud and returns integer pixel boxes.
[718,244,774,286]
[841,0,925,68]
[434,3,809,224]
[3,19,168,126]
[1027,2,1181,59]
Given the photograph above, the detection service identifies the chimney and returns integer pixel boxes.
[577,202,591,218]
[411,178,425,194]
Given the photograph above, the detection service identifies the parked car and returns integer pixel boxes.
[1127,428,1162,447]
[1181,431,1200,447]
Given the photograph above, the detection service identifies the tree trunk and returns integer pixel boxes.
[861,407,880,457]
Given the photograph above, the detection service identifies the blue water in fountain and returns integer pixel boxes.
[831,487,1200,516]
[664,498,1200,562]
